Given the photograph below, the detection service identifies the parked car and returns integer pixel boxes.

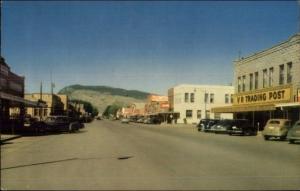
[262,119,292,140]
[23,117,46,134]
[137,118,145,123]
[227,119,257,136]
[197,119,220,132]
[96,116,102,120]
[121,118,130,124]
[211,119,234,134]
[287,120,300,144]
[43,116,82,133]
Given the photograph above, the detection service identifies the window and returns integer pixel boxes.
[279,64,284,85]
[249,73,253,91]
[254,72,258,89]
[186,110,192,118]
[225,94,229,103]
[190,93,194,103]
[287,62,292,83]
[263,69,268,88]
[184,93,189,103]
[44,109,48,116]
[269,67,274,87]
[197,110,201,119]
[230,94,233,103]
[204,93,209,103]
[242,76,246,92]
[238,77,241,92]
[205,110,210,119]
[210,93,214,103]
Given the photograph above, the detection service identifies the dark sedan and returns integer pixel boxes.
[197,119,220,132]
[228,119,257,136]
[43,116,82,133]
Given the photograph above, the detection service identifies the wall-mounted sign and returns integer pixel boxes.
[233,86,292,105]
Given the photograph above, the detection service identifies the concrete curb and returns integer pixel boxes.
[0,135,22,144]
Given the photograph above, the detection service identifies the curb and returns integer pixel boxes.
[0,135,22,144]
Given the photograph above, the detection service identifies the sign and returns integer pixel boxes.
[233,86,292,105]
[160,103,170,108]
[149,95,168,102]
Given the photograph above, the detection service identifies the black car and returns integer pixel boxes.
[197,119,220,132]
[43,116,82,133]
[227,119,257,136]
[23,117,46,134]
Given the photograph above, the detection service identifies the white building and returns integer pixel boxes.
[168,84,234,124]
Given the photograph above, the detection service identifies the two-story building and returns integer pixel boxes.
[168,84,234,124]
[212,33,300,129]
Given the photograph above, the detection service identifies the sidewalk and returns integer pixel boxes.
[1,134,22,144]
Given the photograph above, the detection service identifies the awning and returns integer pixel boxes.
[275,102,300,108]
[0,92,46,107]
[212,104,276,113]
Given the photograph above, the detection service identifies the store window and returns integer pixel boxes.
[210,93,214,103]
[184,93,189,103]
[225,94,229,103]
[238,77,241,92]
[230,94,233,103]
[254,72,258,89]
[269,67,274,87]
[263,69,268,88]
[197,110,201,119]
[186,110,192,118]
[249,73,253,91]
[287,62,292,83]
[214,113,221,119]
[242,76,246,92]
[279,64,284,85]
[190,93,194,103]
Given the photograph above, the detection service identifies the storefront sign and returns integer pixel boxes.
[233,86,292,105]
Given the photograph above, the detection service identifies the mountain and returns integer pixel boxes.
[58,85,151,114]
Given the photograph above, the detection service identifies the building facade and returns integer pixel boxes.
[145,95,169,115]
[212,33,300,128]
[168,84,234,124]
[25,93,66,120]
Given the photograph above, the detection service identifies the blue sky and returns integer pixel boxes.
[2,1,299,95]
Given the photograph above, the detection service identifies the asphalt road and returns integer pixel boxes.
[1,120,300,190]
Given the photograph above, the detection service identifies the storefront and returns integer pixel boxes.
[212,33,300,129]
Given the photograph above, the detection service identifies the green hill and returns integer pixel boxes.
[58,85,151,114]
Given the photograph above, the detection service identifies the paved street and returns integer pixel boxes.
[1,120,300,190]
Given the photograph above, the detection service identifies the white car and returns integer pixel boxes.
[121,118,130,124]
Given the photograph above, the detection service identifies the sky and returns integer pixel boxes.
[2,1,299,95]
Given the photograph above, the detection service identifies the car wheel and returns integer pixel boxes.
[264,136,269,140]
[289,139,295,144]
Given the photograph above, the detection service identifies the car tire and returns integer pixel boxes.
[279,136,286,141]
[289,139,295,144]
[264,136,269,140]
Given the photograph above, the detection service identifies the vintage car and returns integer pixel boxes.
[287,120,300,144]
[43,116,82,133]
[227,119,257,136]
[262,119,292,140]
[197,119,220,132]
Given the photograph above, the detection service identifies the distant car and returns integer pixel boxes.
[262,119,292,140]
[43,116,82,133]
[96,116,102,120]
[197,119,220,132]
[287,120,300,144]
[137,118,145,123]
[228,119,257,136]
[121,118,130,124]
